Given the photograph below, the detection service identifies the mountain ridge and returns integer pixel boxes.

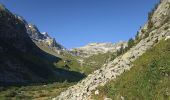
[70,41,127,58]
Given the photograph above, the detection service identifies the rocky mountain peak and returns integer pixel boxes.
[27,24,45,40]
[26,23,66,53]
[42,32,49,37]
[70,41,127,57]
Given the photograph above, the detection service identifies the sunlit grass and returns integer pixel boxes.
[92,39,170,100]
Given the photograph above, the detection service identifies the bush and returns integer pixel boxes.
[164,26,169,30]
[147,20,154,29]
[39,94,47,97]
[5,91,17,97]
[128,38,135,48]
[143,32,150,39]
[135,31,139,40]
[147,3,159,30]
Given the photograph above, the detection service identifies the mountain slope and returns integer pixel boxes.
[93,36,170,100]
[54,0,170,99]
[69,42,127,74]
[27,24,66,55]
[0,4,85,85]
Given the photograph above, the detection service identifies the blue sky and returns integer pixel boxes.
[0,0,159,48]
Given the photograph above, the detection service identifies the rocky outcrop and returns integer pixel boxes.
[54,0,170,99]
[27,24,66,54]
[70,41,127,58]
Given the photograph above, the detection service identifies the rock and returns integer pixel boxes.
[165,36,170,40]
[121,96,125,100]
[94,90,99,95]
[104,97,112,100]
[27,24,66,54]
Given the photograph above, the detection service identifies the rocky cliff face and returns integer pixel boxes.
[54,0,170,99]
[27,24,66,54]
[70,41,127,58]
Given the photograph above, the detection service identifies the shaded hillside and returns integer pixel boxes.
[0,4,85,85]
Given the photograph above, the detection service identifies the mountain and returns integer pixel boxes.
[70,42,127,58]
[1,0,170,99]
[69,42,127,75]
[27,24,66,55]
[54,0,170,99]
[0,4,85,85]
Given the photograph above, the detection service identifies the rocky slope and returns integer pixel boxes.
[70,41,127,58]
[54,0,170,99]
[27,24,66,54]
[94,32,170,100]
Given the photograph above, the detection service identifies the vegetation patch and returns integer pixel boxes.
[0,82,74,100]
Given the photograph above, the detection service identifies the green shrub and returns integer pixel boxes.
[128,38,135,48]
[39,94,47,97]
[147,3,160,30]
[4,91,17,97]
[135,31,139,40]
[164,26,169,30]
[143,32,150,39]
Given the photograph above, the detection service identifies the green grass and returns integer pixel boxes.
[36,40,116,75]
[0,82,74,100]
[80,52,116,74]
[92,39,170,100]
[54,52,115,75]
[35,41,83,72]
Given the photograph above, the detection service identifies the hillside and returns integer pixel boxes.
[0,4,85,85]
[92,39,170,100]
[27,24,66,55]
[69,42,127,74]
[54,0,170,99]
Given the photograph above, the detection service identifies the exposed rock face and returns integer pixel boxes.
[54,0,170,99]
[27,24,66,54]
[70,41,127,58]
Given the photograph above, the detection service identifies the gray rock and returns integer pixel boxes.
[104,97,112,100]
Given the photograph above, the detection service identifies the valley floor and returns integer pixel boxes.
[0,82,74,100]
